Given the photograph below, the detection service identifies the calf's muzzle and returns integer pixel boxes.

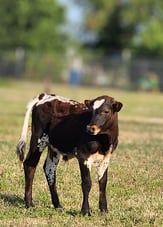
[86,124,100,135]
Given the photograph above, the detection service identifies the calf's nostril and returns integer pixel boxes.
[91,126,95,132]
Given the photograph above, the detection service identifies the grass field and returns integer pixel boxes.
[0,79,162,226]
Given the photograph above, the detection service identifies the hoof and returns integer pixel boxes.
[25,201,35,208]
[81,209,91,216]
[56,205,63,209]
[100,208,108,213]
[54,204,63,210]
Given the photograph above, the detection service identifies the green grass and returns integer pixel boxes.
[0,79,162,226]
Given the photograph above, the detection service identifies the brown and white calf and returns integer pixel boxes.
[16,93,122,215]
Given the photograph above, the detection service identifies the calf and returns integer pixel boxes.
[16,94,122,215]
[16,93,87,161]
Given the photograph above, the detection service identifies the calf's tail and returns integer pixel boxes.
[16,96,39,161]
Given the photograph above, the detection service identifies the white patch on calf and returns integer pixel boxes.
[84,152,104,172]
[97,144,113,180]
[37,133,49,152]
[36,94,56,106]
[93,99,105,110]
[45,149,60,186]
[36,93,78,106]
[84,144,113,180]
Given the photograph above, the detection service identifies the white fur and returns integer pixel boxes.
[84,152,104,172]
[45,149,60,186]
[37,133,49,152]
[93,99,105,110]
[36,94,77,106]
[97,145,113,180]
[84,145,113,180]
[19,96,39,143]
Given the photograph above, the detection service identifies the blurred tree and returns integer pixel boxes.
[0,0,66,51]
[74,0,163,57]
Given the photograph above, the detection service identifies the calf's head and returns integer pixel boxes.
[85,96,123,135]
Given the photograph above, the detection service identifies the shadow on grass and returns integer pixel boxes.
[0,193,24,207]
[65,209,103,217]
[66,209,80,217]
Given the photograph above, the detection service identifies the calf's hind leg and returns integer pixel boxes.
[24,148,42,208]
[23,131,47,208]
[43,147,62,208]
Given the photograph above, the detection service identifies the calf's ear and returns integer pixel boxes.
[84,99,91,108]
[112,101,123,112]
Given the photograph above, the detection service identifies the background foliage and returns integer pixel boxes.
[0,0,163,91]
[0,0,66,51]
[75,0,163,57]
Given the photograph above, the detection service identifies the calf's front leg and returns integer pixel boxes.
[78,160,92,216]
[98,168,108,212]
[97,145,113,212]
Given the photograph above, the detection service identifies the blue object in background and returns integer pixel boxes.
[69,69,81,85]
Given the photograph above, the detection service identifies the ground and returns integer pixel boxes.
[0,79,162,226]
